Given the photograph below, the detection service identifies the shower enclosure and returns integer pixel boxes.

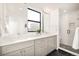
[59,10,79,55]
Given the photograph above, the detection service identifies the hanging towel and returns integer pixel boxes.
[72,27,79,49]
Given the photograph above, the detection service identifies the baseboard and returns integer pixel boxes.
[59,47,79,56]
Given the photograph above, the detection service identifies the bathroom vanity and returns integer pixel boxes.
[0,33,57,56]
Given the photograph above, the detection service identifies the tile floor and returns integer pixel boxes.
[47,49,74,56]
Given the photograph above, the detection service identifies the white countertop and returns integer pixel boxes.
[0,33,57,46]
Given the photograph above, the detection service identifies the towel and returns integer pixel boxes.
[72,27,79,49]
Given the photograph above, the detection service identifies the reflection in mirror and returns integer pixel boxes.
[5,16,25,35]
[6,17,18,34]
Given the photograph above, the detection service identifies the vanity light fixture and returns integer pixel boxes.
[43,8,50,14]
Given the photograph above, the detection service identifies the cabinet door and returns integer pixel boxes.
[35,38,47,56]
[47,36,57,53]
[4,50,21,56]
[23,46,34,56]
[4,46,34,56]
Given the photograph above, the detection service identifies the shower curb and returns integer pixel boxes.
[59,47,79,56]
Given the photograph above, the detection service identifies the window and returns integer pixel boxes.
[27,8,41,32]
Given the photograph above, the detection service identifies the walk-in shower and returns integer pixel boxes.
[59,10,79,55]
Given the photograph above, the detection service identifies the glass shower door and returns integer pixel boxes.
[60,12,79,54]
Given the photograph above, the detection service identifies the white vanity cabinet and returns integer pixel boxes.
[47,36,57,53]
[1,40,34,56]
[35,35,57,56]
[35,38,48,56]
[3,49,21,56]
[21,46,34,56]
[4,46,34,56]
[0,34,57,56]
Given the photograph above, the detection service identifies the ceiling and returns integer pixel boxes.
[27,3,79,12]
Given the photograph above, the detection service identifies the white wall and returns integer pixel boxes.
[43,9,59,34]
[0,3,59,37]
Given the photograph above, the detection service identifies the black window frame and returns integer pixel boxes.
[27,8,41,32]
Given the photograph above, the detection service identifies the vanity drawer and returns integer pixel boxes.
[3,45,34,56]
[1,40,34,54]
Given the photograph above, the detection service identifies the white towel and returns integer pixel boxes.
[72,27,79,49]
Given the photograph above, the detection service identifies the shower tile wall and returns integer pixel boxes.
[60,10,79,54]
[68,12,76,46]
[60,11,79,47]
[68,11,79,46]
